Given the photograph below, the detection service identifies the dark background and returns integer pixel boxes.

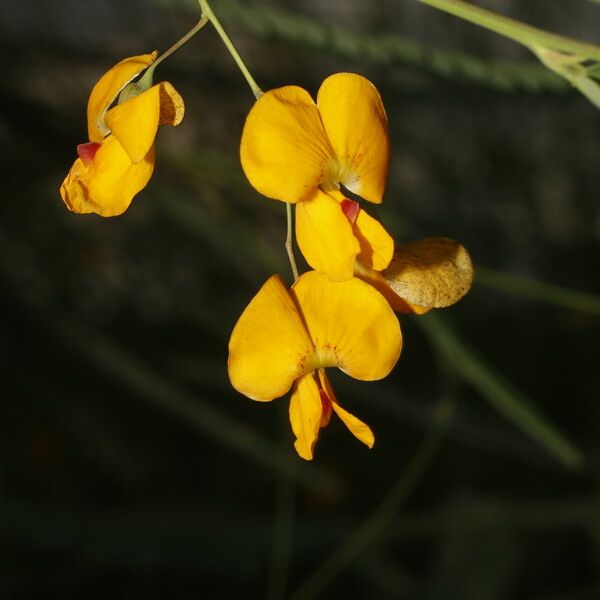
[1,0,599,598]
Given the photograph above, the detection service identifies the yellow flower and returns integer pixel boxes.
[61,52,184,217]
[228,271,402,460]
[355,237,474,314]
[240,73,394,282]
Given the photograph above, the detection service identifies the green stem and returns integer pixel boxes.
[199,0,263,99]
[415,0,600,59]
[285,203,299,282]
[146,15,209,79]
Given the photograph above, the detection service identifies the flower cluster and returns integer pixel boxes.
[229,74,473,459]
[59,15,472,461]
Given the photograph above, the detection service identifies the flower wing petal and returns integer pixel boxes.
[240,85,336,203]
[61,136,155,216]
[384,237,473,309]
[87,136,155,216]
[318,371,374,448]
[289,374,323,460]
[291,271,402,380]
[105,85,160,164]
[87,52,157,142]
[353,208,394,271]
[317,73,389,204]
[295,191,359,282]
[228,275,314,402]
[331,401,375,449]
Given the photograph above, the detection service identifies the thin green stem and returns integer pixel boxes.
[418,313,583,470]
[148,16,209,77]
[415,0,600,60]
[289,399,454,600]
[199,0,263,99]
[285,203,299,282]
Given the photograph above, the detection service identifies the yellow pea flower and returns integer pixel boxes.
[240,73,394,282]
[61,52,184,217]
[355,237,474,314]
[228,271,402,460]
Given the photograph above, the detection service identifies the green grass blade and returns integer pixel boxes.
[417,313,583,469]
[476,267,600,315]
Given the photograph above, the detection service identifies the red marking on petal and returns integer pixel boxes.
[319,389,333,427]
[77,142,102,165]
[340,198,360,224]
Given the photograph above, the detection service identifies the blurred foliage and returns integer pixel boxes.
[0,0,599,598]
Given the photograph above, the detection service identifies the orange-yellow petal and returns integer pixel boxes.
[289,373,323,460]
[353,206,394,271]
[317,73,389,204]
[331,401,375,449]
[105,81,185,164]
[240,85,336,203]
[291,271,402,380]
[295,190,359,282]
[384,238,474,309]
[317,371,374,449]
[87,52,157,142]
[60,136,154,216]
[105,85,160,164]
[228,275,314,402]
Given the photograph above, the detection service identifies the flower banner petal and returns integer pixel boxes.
[295,190,359,282]
[87,52,157,142]
[317,73,389,204]
[384,237,474,309]
[353,207,394,271]
[289,373,323,460]
[228,275,314,402]
[240,85,336,203]
[291,271,402,380]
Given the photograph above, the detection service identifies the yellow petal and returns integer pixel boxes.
[105,85,159,164]
[384,237,474,309]
[61,136,154,216]
[87,52,157,142]
[353,207,394,271]
[89,136,154,216]
[331,401,375,449]
[291,271,402,380]
[317,73,389,204]
[317,371,374,448]
[295,190,359,282]
[240,85,336,203]
[289,373,323,460]
[228,275,314,402]
[60,157,92,214]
